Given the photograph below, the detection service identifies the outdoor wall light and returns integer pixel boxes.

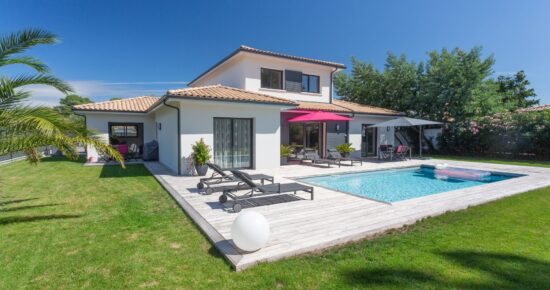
[336,124,340,132]
[158,122,162,130]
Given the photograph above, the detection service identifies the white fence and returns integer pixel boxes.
[0,146,57,165]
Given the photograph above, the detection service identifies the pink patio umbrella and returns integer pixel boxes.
[287,111,352,122]
[287,111,352,157]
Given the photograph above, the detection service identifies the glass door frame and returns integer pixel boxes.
[213,117,254,170]
[288,121,322,153]
[361,124,378,157]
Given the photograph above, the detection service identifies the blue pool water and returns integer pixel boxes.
[299,166,517,203]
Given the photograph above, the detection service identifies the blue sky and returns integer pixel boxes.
[2,0,549,105]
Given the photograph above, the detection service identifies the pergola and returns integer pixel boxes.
[369,117,442,157]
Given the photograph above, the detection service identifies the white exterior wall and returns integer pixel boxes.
[153,105,179,174]
[177,99,285,175]
[348,114,396,158]
[81,112,155,161]
[192,52,334,103]
[192,56,246,88]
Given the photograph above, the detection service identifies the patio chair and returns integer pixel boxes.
[378,145,393,160]
[302,150,336,168]
[197,162,274,195]
[127,143,139,160]
[219,170,314,213]
[394,144,410,160]
[327,149,363,166]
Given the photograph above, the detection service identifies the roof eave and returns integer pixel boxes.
[188,47,346,86]
[163,94,296,107]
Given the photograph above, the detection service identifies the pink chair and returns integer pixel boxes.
[116,144,128,159]
[394,145,409,160]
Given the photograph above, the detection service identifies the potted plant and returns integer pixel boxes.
[280,145,293,165]
[191,138,211,176]
[336,143,355,157]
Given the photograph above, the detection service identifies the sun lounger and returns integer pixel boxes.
[327,149,362,166]
[301,150,336,168]
[219,170,314,212]
[197,163,274,194]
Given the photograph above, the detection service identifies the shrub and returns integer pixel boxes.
[439,110,550,158]
[336,143,356,155]
[191,138,211,166]
[280,145,293,157]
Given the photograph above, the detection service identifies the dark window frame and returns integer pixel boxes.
[108,123,140,138]
[301,74,320,93]
[260,68,283,90]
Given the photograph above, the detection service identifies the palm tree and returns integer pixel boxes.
[0,29,123,166]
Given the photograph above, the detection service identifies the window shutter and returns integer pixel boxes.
[285,70,302,92]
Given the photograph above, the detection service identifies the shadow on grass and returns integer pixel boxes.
[0,198,39,206]
[40,156,86,164]
[0,203,62,212]
[341,250,550,289]
[0,214,82,226]
[99,164,151,178]
[441,250,550,289]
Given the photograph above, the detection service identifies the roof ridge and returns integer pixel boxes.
[333,99,400,113]
[73,95,158,108]
[220,85,298,104]
[167,84,221,93]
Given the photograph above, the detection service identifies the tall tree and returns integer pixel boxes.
[334,57,384,107]
[0,29,123,165]
[496,70,538,109]
[54,94,93,124]
[335,47,511,122]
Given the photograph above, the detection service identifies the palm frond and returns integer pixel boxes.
[6,74,73,94]
[0,56,49,73]
[0,106,77,138]
[0,106,125,167]
[0,29,57,63]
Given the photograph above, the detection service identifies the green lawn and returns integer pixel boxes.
[1,157,549,289]
[428,154,550,168]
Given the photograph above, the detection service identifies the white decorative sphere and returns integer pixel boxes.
[231,211,270,252]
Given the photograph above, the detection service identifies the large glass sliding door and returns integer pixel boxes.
[361,124,377,157]
[213,118,253,169]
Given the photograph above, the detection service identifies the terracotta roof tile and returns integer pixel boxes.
[239,45,346,69]
[295,100,402,116]
[166,85,296,105]
[332,99,402,115]
[72,96,159,112]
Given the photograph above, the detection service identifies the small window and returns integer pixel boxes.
[110,125,138,137]
[261,68,283,89]
[301,74,320,93]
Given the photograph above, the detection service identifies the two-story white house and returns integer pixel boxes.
[73,46,402,175]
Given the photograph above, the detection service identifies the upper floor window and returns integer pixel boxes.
[261,68,283,90]
[302,74,320,93]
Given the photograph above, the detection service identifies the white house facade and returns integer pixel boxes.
[73,46,402,175]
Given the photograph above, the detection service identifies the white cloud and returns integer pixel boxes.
[22,80,187,106]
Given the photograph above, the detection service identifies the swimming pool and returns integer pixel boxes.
[298,166,518,203]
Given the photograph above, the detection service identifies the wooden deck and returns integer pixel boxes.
[144,159,550,271]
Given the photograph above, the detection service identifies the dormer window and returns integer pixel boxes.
[302,74,320,93]
[261,68,283,90]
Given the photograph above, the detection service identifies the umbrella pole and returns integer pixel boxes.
[419,125,422,157]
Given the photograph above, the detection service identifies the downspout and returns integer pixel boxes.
[329,67,338,104]
[326,67,338,157]
[163,98,181,176]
